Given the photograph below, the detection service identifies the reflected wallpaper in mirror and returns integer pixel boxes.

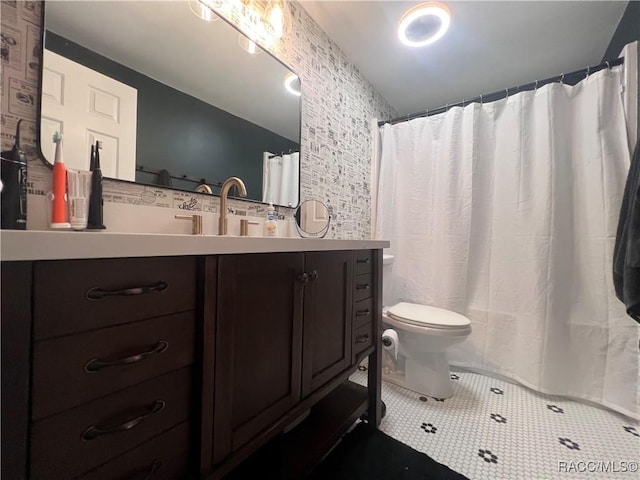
[39,1,301,207]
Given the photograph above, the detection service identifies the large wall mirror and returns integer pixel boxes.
[38,1,301,207]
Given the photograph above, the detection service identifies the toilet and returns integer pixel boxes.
[381,255,471,399]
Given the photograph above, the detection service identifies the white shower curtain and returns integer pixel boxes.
[262,151,300,207]
[375,67,640,419]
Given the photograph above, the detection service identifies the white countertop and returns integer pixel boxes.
[0,231,389,261]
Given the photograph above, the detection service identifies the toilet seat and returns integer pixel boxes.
[386,302,471,331]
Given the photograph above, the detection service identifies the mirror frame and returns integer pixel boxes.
[294,200,332,238]
[35,1,302,208]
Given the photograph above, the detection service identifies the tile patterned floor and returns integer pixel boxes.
[351,367,640,480]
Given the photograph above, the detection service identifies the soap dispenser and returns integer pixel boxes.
[264,203,278,237]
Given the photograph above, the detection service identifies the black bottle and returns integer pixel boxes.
[87,140,106,229]
[1,119,27,229]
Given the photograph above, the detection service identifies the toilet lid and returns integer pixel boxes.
[387,302,471,329]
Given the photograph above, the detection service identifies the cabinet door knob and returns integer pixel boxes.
[297,272,309,284]
[310,270,319,281]
[356,283,370,290]
[356,258,371,264]
[356,309,371,317]
[356,334,370,344]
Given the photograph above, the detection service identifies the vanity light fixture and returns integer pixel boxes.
[398,2,451,47]
[263,0,290,40]
[284,73,301,96]
[189,0,218,22]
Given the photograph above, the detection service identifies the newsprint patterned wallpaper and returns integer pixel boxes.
[0,0,395,239]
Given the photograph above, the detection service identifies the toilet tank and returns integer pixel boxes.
[382,254,395,307]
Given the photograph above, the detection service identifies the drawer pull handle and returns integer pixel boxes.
[356,334,370,344]
[356,309,371,317]
[84,341,169,373]
[356,258,371,264]
[82,400,165,441]
[85,281,168,300]
[356,283,370,290]
[139,460,163,480]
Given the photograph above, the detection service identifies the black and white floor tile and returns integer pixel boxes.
[351,367,640,479]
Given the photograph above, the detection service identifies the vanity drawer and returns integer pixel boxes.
[32,312,196,420]
[33,256,197,340]
[76,422,191,480]
[353,297,373,330]
[354,273,374,302]
[354,250,373,274]
[353,322,373,357]
[30,367,192,480]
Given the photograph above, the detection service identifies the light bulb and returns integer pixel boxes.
[263,0,289,40]
[189,0,218,22]
[238,33,262,55]
[270,4,284,39]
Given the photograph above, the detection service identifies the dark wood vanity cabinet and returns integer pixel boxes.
[212,253,305,464]
[210,251,356,467]
[301,251,354,397]
[2,256,198,480]
[1,248,382,480]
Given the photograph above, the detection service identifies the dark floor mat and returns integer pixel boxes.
[307,422,469,480]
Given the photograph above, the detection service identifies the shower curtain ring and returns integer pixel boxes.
[586,66,590,78]
[480,95,483,105]
[606,61,611,70]
[535,80,539,90]
[505,88,509,98]
[560,73,565,85]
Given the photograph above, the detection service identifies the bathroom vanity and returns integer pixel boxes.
[1,231,388,480]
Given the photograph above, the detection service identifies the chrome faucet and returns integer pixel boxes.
[219,176,247,235]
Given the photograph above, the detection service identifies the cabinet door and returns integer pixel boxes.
[213,253,304,464]
[302,251,354,397]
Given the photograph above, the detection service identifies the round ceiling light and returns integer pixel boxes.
[398,2,451,47]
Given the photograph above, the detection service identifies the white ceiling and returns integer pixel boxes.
[301,0,629,117]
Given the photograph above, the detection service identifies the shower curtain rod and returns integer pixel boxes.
[378,57,624,127]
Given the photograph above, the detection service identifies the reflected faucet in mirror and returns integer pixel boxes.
[219,177,247,235]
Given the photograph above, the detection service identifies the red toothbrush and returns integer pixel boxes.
[50,132,70,228]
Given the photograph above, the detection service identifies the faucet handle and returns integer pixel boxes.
[175,214,203,235]
[240,219,259,237]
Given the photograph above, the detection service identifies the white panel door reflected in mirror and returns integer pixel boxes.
[41,50,137,180]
